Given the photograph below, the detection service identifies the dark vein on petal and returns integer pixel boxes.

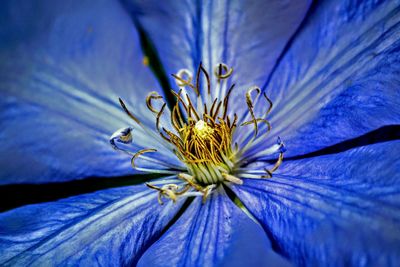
[207,1,212,75]
[240,181,400,232]
[265,178,400,222]
[193,0,203,85]
[222,0,230,64]
[4,189,155,265]
[181,198,199,265]
[261,0,318,92]
[236,0,317,125]
[198,196,212,263]
[0,174,162,212]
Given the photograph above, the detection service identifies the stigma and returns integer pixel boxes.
[193,120,213,138]
[111,62,284,204]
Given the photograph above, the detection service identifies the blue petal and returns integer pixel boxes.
[138,188,290,267]
[122,0,311,114]
[0,180,184,266]
[0,0,175,184]
[248,0,400,157]
[230,141,400,266]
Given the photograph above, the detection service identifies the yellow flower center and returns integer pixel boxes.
[113,62,284,204]
[178,116,235,185]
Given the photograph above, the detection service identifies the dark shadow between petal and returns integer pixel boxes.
[135,197,194,265]
[284,124,400,161]
[135,23,176,109]
[147,197,194,237]
[126,10,176,110]
[0,174,162,212]
[223,184,287,259]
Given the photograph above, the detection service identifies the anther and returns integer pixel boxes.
[173,69,193,87]
[131,149,157,168]
[146,91,164,114]
[222,173,243,185]
[109,127,133,150]
[146,183,185,204]
[202,184,216,203]
[214,63,233,79]
[119,98,141,124]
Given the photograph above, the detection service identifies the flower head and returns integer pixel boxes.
[0,0,400,266]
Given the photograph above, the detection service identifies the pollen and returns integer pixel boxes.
[142,56,149,66]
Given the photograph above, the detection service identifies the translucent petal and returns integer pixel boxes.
[0,0,177,183]
[122,0,311,116]
[246,0,400,157]
[0,179,184,266]
[231,141,400,266]
[138,187,290,267]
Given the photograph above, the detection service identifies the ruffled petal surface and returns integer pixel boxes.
[122,0,310,112]
[0,0,179,184]
[138,188,290,267]
[231,141,400,266]
[248,0,400,158]
[0,179,183,266]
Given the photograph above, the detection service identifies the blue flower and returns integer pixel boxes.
[1,0,400,266]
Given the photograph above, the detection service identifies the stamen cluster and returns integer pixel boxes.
[111,63,284,204]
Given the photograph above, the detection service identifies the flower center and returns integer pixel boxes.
[180,117,235,185]
[112,62,285,204]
